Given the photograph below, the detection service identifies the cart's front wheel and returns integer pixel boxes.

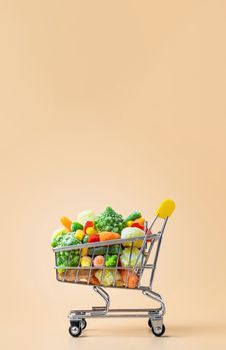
[69,322,82,337]
[151,324,165,337]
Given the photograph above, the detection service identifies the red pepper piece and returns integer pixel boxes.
[145,229,152,242]
[84,221,94,233]
[131,222,144,230]
[88,234,100,243]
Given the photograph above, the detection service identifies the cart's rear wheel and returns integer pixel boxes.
[148,319,152,328]
[151,324,165,337]
[69,321,82,337]
[81,319,87,330]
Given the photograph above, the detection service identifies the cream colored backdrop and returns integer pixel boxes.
[0,1,226,349]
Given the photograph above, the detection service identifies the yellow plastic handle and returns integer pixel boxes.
[156,199,175,219]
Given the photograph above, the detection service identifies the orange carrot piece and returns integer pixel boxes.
[60,216,72,231]
[99,231,121,241]
[120,270,139,288]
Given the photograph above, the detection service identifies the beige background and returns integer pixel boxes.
[0,1,226,349]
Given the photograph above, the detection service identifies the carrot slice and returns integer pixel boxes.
[99,231,121,241]
[60,216,72,231]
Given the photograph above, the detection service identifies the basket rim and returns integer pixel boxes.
[52,233,159,253]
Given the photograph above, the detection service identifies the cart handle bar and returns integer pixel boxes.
[156,199,175,219]
[132,199,175,271]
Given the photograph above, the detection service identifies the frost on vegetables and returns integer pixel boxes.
[77,210,96,226]
[94,207,125,233]
[51,228,68,247]
[95,270,123,287]
[120,247,142,267]
[121,227,144,248]
[52,206,147,287]
[53,232,81,272]
[56,250,80,273]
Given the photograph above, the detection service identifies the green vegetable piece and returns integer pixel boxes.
[71,221,83,232]
[60,233,80,247]
[94,207,125,233]
[55,232,81,272]
[108,245,122,255]
[105,254,117,267]
[88,245,122,256]
[51,229,67,247]
[125,211,141,222]
[88,247,107,256]
[51,234,64,248]
[56,251,79,272]
[82,235,89,243]
[52,232,80,248]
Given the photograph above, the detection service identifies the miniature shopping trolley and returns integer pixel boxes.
[52,199,175,337]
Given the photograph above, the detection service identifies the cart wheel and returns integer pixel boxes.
[81,319,87,330]
[69,322,82,337]
[148,319,152,328]
[151,324,165,337]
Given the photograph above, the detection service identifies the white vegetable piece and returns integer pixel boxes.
[121,227,144,247]
[77,209,96,226]
[120,247,142,267]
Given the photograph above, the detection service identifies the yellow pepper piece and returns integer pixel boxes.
[74,229,85,241]
[81,247,88,256]
[134,217,145,225]
[127,220,134,227]
[86,227,97,236]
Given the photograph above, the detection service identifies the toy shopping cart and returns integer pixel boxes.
[52,199,175,337]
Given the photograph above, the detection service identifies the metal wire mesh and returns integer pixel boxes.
[54,233,158,289]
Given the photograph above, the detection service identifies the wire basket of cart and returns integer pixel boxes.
[52,199,175,337]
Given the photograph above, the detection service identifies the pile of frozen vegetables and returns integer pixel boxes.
[51,207,149,288]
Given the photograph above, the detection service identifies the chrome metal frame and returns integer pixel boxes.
[53,215,170,333]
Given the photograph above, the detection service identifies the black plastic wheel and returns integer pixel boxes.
[69,323,82,337]
[148,319,152,328]
[151,324,165,337]
[81,319,87,330]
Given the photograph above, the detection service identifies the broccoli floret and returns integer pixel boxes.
[105,254,118,267]
[60,233,80,247]
[55,232,80,272]
[51,234,65,248]
[94,207,125,233]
